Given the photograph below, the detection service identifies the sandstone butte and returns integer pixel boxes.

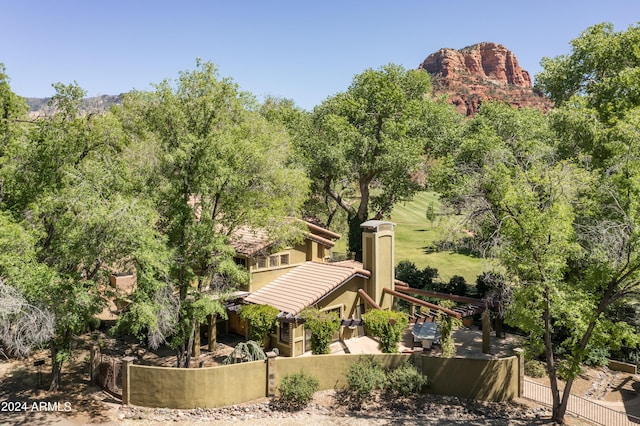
[418,42,553,116]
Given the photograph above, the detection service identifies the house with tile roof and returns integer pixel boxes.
[220,220,397,357]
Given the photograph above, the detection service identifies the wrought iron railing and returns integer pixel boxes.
[523,378,640,426]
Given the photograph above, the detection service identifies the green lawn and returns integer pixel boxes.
[330,192,491,283]
[390,192,489,283]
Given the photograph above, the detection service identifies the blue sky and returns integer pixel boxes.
[1,1,638,110]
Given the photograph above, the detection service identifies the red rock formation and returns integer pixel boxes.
[418,42,552,115]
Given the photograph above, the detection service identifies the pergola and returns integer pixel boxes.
[388,281,501,354]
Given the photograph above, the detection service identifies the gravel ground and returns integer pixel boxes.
[114,391,560,426]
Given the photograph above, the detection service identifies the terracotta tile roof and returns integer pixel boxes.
[304,221,342,240]
[229,226,273,256]
[230,221,340,257]
[244,261,370,315]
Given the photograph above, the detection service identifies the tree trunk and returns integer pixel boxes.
[348,214,364,261]
[543,287,564,424]
[208,314,217,351]
[192,321,201,357]
[49,343,63,391]
[176,347,184,368]
[184,320,196,368]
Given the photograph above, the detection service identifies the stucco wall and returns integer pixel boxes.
[128,361,266,409]
[124,352,520,409]
[275,353,412,391]
[421,355,519,402]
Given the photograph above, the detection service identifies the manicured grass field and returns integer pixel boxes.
[389,192,490,283]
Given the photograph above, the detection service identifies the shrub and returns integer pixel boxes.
[585,346,610,366]
[346,357,387,400]
[300,308,341,354]
[435,300,462,358]
[386,363,427,396]
[448,275,467,296]
[394,262,438,290]
[239,304,279,346]
[524,359,546,378]
[277,370,319,410]
[362,310,408,353]
[395,261,421,286]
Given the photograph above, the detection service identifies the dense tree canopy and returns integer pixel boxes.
[297,64,461,257]
[116,60,309,367]
[536,22,640,123]
[434,23,640,424]
[2,23,640,422]
[0,72,169,389]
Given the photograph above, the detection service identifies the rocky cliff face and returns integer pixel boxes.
[418,42,552,115]
[25,94,123,118]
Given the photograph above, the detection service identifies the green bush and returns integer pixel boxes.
[362,310,409,353]
[448,275,467,296]
[300,308,340,354]
[585,346,610,366]
[524,359,546,378]
[346,357,387,399]
[277,370,320,410]
[239,304,279,346]
[386,363,427,396]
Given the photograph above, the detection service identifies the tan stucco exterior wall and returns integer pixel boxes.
[124,352,520,409]
[227,311,247,338]
[361,223,395,310]
[421,355,519,402]
[275,353,412,391]
[312,277,367,340]
[271,322,306,357]
[128,361,266,409]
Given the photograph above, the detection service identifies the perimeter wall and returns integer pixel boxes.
[121,350,523,409]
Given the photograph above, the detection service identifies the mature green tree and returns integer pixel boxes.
[118,60,309,367]
[434,100,640,424]
[0,65,55,360]
[298,64,459,257]
[533,23,640,423]
[536,22,640,123]
[0,78,169,389]
[434,102,580,420]
[260,97,349,232]
[0,64,28,206]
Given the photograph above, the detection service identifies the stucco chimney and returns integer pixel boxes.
[360,220,395,309]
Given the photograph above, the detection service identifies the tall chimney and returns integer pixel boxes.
[360,220,395,309]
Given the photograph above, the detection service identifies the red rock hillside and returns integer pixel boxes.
[418,42,553,116]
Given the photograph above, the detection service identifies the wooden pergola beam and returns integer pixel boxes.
[358,289,381,310]
[394,282,489,307]
[383,288,461,319]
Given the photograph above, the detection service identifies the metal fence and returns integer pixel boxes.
[523,378,640,426]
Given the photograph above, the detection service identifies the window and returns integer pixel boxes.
[269,255,279,267]
[304,327,312,349]
[279,322,290,343]
[280,254,290,266]
[257,256,267,269]
[233,257,247,268]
